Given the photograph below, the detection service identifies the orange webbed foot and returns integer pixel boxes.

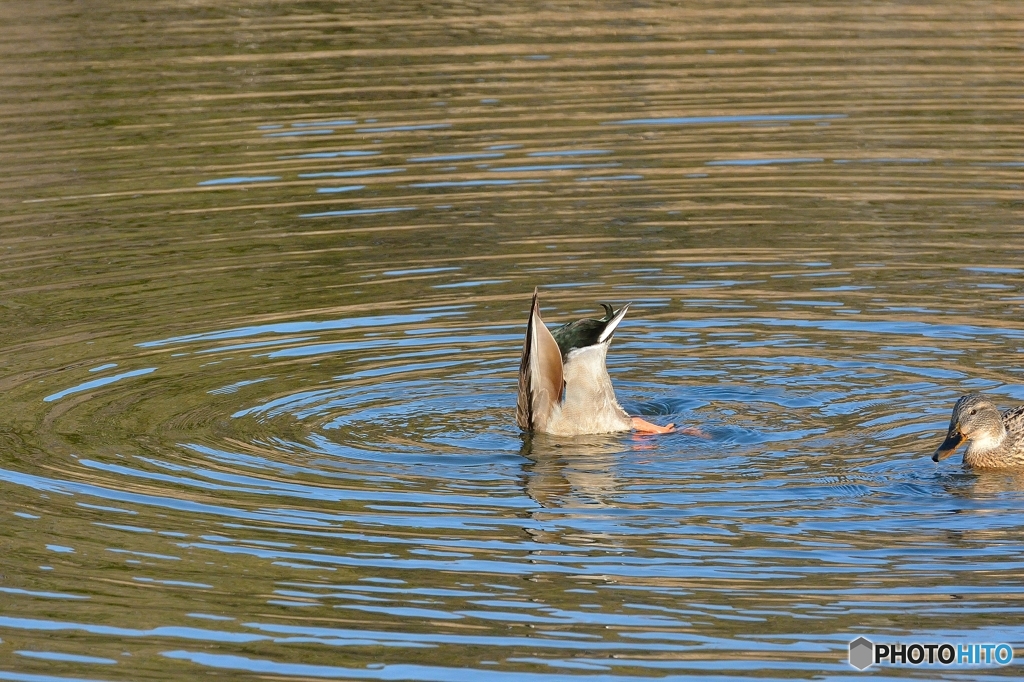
[630,417,676,434]
[630,418,710,438]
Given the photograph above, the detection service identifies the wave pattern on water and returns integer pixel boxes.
[2,1,1024,680]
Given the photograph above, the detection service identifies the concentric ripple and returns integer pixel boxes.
[4,1,1024,680]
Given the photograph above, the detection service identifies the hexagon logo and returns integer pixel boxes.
[849,637,874,670]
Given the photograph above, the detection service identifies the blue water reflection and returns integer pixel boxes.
[6,4,1024,679]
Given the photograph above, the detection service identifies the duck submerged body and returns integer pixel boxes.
[515,289,674,436]
[933,393,1024,469]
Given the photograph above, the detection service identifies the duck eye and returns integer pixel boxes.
[969,408,977,415]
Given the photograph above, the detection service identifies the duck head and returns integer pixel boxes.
[932,393,1006,462]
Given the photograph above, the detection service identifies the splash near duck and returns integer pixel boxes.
[515,288,675,436]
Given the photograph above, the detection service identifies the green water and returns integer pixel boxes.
[2,2,1023,679]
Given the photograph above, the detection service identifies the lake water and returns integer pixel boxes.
[2,2,1024,680]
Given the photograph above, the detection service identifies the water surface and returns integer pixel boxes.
[2,2,1024,680]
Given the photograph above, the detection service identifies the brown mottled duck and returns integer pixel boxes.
[933,393,1024,469]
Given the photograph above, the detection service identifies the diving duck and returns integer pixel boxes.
[515,288,675,436]
[932,393,1024,468]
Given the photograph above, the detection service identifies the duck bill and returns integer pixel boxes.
[932,430,965,462]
